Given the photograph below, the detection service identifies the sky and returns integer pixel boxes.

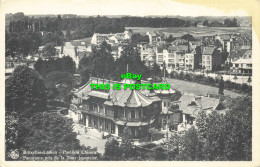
[1,0,249,16]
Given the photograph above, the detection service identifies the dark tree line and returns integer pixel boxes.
[202,18,239,27]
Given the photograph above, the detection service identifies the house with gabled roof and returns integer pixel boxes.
[174,93,220,131]
[202,46,221,71]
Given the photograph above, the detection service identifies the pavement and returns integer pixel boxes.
[73,123,107,154]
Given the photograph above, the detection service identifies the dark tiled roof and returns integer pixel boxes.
[157,47,164,53]
[168,46,178,51]
[229,49,247,59]
[244,50,252,56]
[179,94,219,117]
[220,34,231,40]
[203,47,215,55]
[177,45,188,52]
[75,77,161,108]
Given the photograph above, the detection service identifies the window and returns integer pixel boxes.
[99,105,103,114]
[105,121,108,130]
[131,110,135,119]
[143,110,147,117]
[164,102,167,107]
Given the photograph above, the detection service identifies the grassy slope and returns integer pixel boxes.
[166,78,242,98]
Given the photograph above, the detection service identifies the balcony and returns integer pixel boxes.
[114,116,150,123]
[70,104,114,119]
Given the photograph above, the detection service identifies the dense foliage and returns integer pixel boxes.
[79,41,155,82]
[34,56,76,77]
[5,66,47,115]
[167,96,252,161]
[5,66,88,159]
[5,12,240,58]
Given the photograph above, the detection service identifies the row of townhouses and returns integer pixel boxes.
[27,29,252,75]
[87,30,252,74]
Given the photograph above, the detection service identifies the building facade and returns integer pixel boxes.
[70,78,162,139]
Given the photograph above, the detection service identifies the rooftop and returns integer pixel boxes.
[203,47,215,55]
[74,77,161,108]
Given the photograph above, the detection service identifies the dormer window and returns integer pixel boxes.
[189,101,197,106]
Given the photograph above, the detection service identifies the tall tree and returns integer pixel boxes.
[104,139,122,160]
[223,96,252,160]
[45,71,74,103]
[5,66,47,116]
[42,42,56,58]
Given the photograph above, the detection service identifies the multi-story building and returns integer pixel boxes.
[175,45,188,70]
[69,77,162,139]
[140,45,156,67]
[167,46,177,72]
[184,53,195,70]
[202,46,221,71]
[231,58,252,74]
[146,32,157,45]
[215,34,232,53]
[91,33,109,45]
[156,46,164,67]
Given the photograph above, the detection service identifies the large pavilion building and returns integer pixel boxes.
[69,77,162,139]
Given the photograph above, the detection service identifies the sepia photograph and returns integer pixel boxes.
[1,0,260,166]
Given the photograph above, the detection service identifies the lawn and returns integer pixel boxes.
[126,26,251,38]
[166,78,243,98]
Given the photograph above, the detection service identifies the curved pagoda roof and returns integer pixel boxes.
[74,77,161,108]
[154,78,175,95]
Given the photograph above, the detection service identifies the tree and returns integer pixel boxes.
[177,127,204,161]
[120,127,136,159]
[114,44,150,80]
[231,18,238,27]
[5,66,47,116]
[5,112,20,154]
[166,35,175,43]
[218,76,224,95]
[104,139,122,160]
[247,76,252,86]
[181,34,195,41]
[42,42,56,58]
[151,63,162,79]
[131,33,149,44]
[223,96,252,160]
[34,56,76,77]
[45,71,74,103]
[81,42,114,78]
[34,58,47,76]
[58,56,76,74]
[200,111,226,160]
[203,20,209,26]
[21,112,83,151]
